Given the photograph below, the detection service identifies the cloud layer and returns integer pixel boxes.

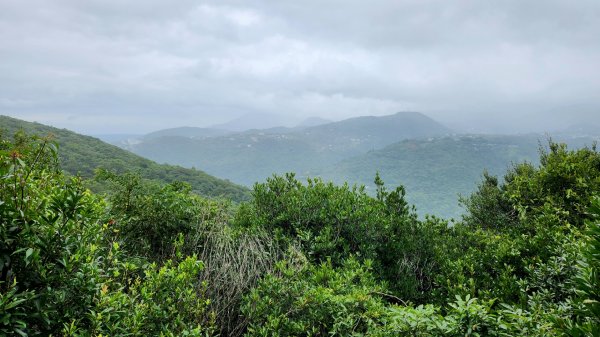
[1,0,599,133]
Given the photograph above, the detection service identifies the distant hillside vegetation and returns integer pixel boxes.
[143,126,231,140]
[125,111,451,185]
[325,134,597,218]
[298,111,451,151]
[0,115,250,202]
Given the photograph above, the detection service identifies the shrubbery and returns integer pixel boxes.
[0,133,215,336]
[2,130,599,336]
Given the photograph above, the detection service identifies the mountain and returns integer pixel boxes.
[295,111,451,153]
[94,133,142,143]
[0,115,250,202]
[210,112,295,132]
[129,132,322,185]
[125,111,452,186]
[143,127,231,140]
[323,134,598,218]
[558,123,600,137]
[296,117,332,128]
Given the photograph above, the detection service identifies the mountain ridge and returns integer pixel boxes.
[124,111,452,186]
[0,115,250,202]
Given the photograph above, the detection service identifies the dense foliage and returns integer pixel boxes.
[234,173,443,302]
[2,127,600,336]
[0,133,215,336]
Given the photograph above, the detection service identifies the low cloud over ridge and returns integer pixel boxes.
[1,0,599,133]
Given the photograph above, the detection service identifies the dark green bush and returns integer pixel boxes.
[235,173,443,302]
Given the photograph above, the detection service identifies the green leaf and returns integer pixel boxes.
[4,298,28,310]
[14,327,28,337]
[25,248,33,260]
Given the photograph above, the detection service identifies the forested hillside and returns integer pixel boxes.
[143,126,231,140]
[122,111,451,186]
[2,129,600,336]
[118,112,597,217]
[0,115,250,202]
[326,134,598,217]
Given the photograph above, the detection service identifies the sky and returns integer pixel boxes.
[1,0,599,134]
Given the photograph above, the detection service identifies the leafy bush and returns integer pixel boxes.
[65,254,214,337]
[0,132,216,336]
[436,142,600,306]
[97,168,234,261]
[235,173,443,302]
[557,196,600,336]
[242,256,388,336]
[378,295,561,337]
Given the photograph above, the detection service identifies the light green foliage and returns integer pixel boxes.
[557,196,600,336]
[97,168,229,260]
[0,132,215,336]
[380,295,498,336]
[437,143,600,305]
[378,295,561,337]
[66,255,214,337]
[242,257,388,337]
[505,143,600,227]
[1,132,105,334]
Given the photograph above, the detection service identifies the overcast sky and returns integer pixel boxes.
[1,0,599,134]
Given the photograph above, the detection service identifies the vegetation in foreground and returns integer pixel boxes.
[1,130,600,336]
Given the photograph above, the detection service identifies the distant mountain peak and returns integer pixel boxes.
[391,111,430,118]
[309,111,451,133]
[296,117,332,128]
[210,113,295,132]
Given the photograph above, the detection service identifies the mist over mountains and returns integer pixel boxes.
[104,111,599,217]
[114,112,449,183]
[6,110,597,218]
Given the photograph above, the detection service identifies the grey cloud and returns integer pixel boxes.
[0,0,599,134]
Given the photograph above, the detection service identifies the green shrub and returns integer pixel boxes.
[557,196,600,336]
[0,132,216,336]
[236,173,442,302]
[97,168,231,261]
[242,256,388,336]
[65,255,214,337]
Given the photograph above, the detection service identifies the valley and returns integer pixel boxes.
[106,112,598,218]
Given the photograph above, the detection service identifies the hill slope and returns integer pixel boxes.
[324,134,597,218]
[0,115,250,202]
[143,127,231,140]
[126,111,451,185]
[298,111,451,152]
